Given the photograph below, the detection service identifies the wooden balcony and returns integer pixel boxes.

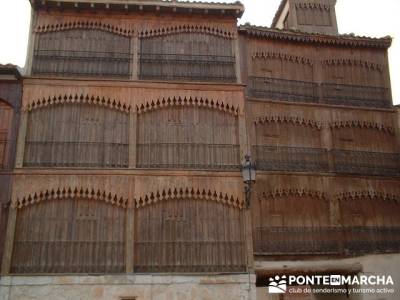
[253,146,329,173]
[139,53,237,83]
[321,82,391,108]
[24,141,129,168]
[247,76,392,109]
[32,50,132,78]
[332,150,400,176]
[137,143,241,170]
[247,76,318,103]
[253,226,400,256]
[253,146,400,176]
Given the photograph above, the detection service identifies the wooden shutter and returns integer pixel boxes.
[32,29,131,78]
[137,106,240,170]
[139,32,236,82]
[134,198,246,273]
[0,101,13,169]
[12,197,126,274]
[24,103,129,168]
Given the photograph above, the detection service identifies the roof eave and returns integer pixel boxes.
[29,0,245,18]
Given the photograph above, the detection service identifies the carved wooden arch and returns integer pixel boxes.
[139,24,236,39]
[14,187,129,210]
[35,21,133,37]
[329,120,394,134]
[322,59,383,72]
[135,187,244,210]
[136,96,239,116]
[252,52,313,66]
[25,93,131,113]
[259,189,327,201]
[336,191,400,204]
[255,115,322,129]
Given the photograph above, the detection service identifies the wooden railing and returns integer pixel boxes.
[139,53,237,82]
[253,146,329,172]
[135,241,246,273]
[253,146,400,176]
[24,141,129,168]
[137,143,241,170]
[32,50,131,78]
[247,76,318,103]
[247,76,392,109]
[321,82,391,108]
[253,226,400,256]
[11,240,125,274]
[332,150,400,176]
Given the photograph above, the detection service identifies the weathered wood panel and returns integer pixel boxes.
[11,198,126,274]
[253,120,328,172]
[134,198,246,273]
[24,103,129,168]
[32,29,131,78]
[140,32,236,82]
[137,106,240,170]
[0,102,13,169]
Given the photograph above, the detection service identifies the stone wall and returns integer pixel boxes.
[0,274,256,300]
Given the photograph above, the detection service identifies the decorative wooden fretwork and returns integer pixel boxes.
[137,105,240,170]
[35,21,133,37]
[26,93,131,113]
[24,103,129,168]
[11,196,126,274]
[14,187,129,209]
[329,120,394,133]
[255,115,322,129]
[136,96,239,116]
[139,32,236,82]
[135,187,244,210]
[138,24,236,39]
[134,195,246,273]
[32,29,131,78]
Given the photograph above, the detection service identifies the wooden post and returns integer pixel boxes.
[15,110,28,168]
[244,207,254,272]
[125,202,135,273]
[131,35,139,80]
[234,37,242,84]
[320,111,334,172]
[238,112,249,160]
[129,111,137,168]
[1,206,17,275]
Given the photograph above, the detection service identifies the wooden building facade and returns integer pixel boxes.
[0,0,399,299]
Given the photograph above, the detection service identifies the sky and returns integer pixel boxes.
[0,0,399,104]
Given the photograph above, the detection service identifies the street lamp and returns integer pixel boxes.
[241,155,256,208]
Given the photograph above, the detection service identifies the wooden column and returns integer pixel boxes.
[131,34,139,80]
[320,111,334,172]
[244,207,254,272]
[238,112,249,160]
[129,111,137,168]
[125,201,135,273]
[234,37,242,84]
[15,110,28,168]
[1,206,16,275]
